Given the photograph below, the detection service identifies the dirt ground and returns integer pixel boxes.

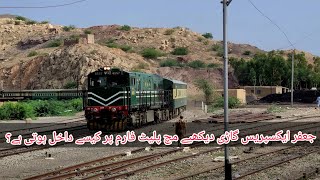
[0,104,319,179]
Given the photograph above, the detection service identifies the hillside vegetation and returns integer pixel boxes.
[0,15,318,98]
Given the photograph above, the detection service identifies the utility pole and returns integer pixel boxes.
[19,60,23,95]
[291,49,295,107]
[222,0,232,179]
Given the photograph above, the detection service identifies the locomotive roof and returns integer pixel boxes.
[164,78,187,85]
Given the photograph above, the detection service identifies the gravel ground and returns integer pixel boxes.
[0,105,319,179]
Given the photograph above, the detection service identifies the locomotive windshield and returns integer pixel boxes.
[89,76,126,88]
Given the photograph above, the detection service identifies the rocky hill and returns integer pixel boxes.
[0,16,317,98]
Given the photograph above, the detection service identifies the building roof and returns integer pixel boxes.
[241,86,285,88]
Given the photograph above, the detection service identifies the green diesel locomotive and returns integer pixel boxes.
[84,67,187,131]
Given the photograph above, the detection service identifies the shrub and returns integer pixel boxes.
[267,105,284,113]
[67,98,83,112]
[203,40,209,45]
[202,32,213,39]
[47,39,62,47]
[64,81,77,89]
[164,29,175,35]
[131,68,144,73]
[0,102,34,120]
[187,60,207,69]
[106,42,119,48]
[160,59,182,67]
[243,50,251,56]
[63,25,76,31]
[141,48,164,59]
[69,34,80,41]
[26,20,37,25]
[216,50,224,57]
[119,25,131,31]
[214,97,241,109]
[105,41,132,52]
[27,51,38,57]
[40,21,49,24]
[15,16,27,21]
[84,30,92,34]
[14,21,21,25]
[172,47,189,55]
[197,37,204,42]
[207,63,219,68]
[120,45,132,52]
[212,44,222,51]
[194,79,214,104]
[0,99,83,120]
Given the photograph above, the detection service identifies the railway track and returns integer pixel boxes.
[25,114,320,180]
[0,118,86,143]
[0,124,88,158]
[233,147,320,180]
[0,116,85,134]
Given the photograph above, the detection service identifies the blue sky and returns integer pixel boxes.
[2,0,320,55]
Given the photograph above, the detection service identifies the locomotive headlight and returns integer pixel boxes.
[93,108,98,112]
[111,107,117,112]
[104,66,111,71]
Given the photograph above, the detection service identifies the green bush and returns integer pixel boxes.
[172,47,189,55]
[207,63,219,68]
[243,50,251,56]
[63,25,76,31]
[120,45,132,52]
[0,99,83,120]
[67,98,83,112]
[212,44,222,51]
[15,16,27,21]
[216,50,224,57]
[14,21,21,25]
[160,59,183,67]
[106,42,119,48]
[40,21,49,24]
[214,97,241,109]
[267,105,284,113]
[105,42,132,52]
[164,29,175,35]
[141,48,164,59]
[64,81,77,89]
[131,69,144,72]
[187,60,207,69]
[26,20,37,25]
[119,25,131,31]
[0,102,34,120]
[202,33,213,39]
[69,34,80,41]
[27,51,38,57]
[47,39,63,47]
[84,30,92,34]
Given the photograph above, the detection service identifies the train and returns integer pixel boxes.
[84,67,187,131]
[0,89,84,100]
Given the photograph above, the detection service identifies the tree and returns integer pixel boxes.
[202,33,213,39]
[194,79,214,104]
[248,68,256,86]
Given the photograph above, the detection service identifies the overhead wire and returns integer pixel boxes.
[247,0,295,50]
[0,0,88,9]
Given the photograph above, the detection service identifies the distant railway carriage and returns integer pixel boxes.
[84,67,187,131]
[0,89,83,100]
